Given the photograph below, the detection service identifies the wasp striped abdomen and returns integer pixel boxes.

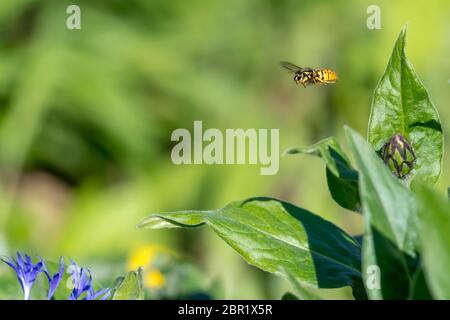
[314,68,338,84]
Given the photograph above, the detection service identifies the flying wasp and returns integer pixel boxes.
[281,61,338,88]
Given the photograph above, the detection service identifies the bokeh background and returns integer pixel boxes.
[0,0,448,299]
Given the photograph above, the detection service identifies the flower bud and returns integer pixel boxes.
[380,134,416,178]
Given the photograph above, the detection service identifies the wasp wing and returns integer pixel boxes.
[280,61,303,73]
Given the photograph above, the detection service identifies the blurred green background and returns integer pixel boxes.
[0,0,448,299]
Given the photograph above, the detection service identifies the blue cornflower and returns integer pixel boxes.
[1,253,43,300]
[68,260,110,300]
[41,256,64,299]
[86,287,111,300]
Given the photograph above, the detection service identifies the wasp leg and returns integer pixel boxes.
[314,76,325,84]
[298,75,307,88]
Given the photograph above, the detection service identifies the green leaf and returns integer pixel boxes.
[345,127,421,299]
[138,197,362,291]
[112,268,144,300]
[417,186,450,299]
[408,265,433,300]
[281,292,299,300]
[283,269,322,300]
[368,26,443,188]
[285,137,361,212]
[346,127,419,255]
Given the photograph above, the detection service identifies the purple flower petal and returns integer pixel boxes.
[1,253,43,300]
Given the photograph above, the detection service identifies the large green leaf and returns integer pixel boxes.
[112,268,144,300]
[345,127,422,299]
[283,270,322,300]
[285,138,360,212]
[368,26,443,188]
[138,197,363,292]
[417,186,450,299]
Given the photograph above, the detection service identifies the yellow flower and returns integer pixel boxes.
[127,244,166,270]
[144,269,165,289]
[127,244,176,289]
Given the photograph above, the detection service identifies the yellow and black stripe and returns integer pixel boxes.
[314,68,338,83]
